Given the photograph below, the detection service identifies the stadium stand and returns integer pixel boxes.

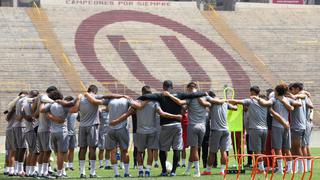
[0,1,319,135]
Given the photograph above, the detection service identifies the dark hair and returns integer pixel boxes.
[141,86,152,95]
[64,96,74,102]
[18,91,28,96]
[163,80,173,90]
[46,86,57,93]
[275,83,288,96]
[187,82,197,89]
[87,85,98,94]
[207,91,216,98]
[266,88,273,94]
[291,82,304,91]
[48,90,63,100]
[29,90,39,98]
[259,94,267,100]
[250,86,260,95]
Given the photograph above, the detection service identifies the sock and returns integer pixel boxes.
[159,151,167,173]
[18,162,24,173]
[4,167,8,173]
[182,159,186,165]
[121,162,124,169]
[258,161,265,171]
[221,165,226,173]
[14,161,18,174]
[62,163,67,176]
[298,160,303,172]
[90,160,96,175]
[31,166,35,175]
[10,167,15,174]
[286,161,293,172]
[172,150,180,173]
[113,164,119,176]
[48,165,53,172]
[43,163,48,175]
[307,160,311,172]
[277,160,283,172]
[146,165,151,172]
[186,161,193,172]
[38,164,43,175]
[124,164,130,174]
[139,165,144,171]
[69,162,74,168]
[194,161,200,174]
[105,159,109,167]
[26,166,30,175]
[57,170,62,176]
[99,160,103,167]
[304,159,308,172]
[79,160,85,175]
[206,166,212,172]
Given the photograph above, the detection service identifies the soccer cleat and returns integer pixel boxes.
[256,169,266,174]
[201,171,212,175]
[43,174,56,179]
[159,172,168,176]
[154,164,159,168]
[183,171,191,176]
[182,164,186,168]
[114,174,121,178]
[170,172,176,177]
[80,174,86,178]
[219,172,225,176]
[105,166,111,170]
[89,174,99,178]
[4,172,8,176]
[99,165,104,169]
[177,163,181,168]
[192,172,201,178]
[69,167,74,171]
[124,173,132,177]
[138,171,144,177]
[274,169,284,174]
[145,171,151,177]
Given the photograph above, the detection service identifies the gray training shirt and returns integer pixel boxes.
[243,99,268,130]
[99,110,109,128]
[290,98,307,130]
[38,95,54,132]
[136,101,160,134]
[13,97,27,128]
[210,102,230,131]
[79,95,100,127]
[46,103,69,133]
[271,97,294,129]
[186,96,210,126]
[67,113,78,135]
[22,99,34,132]
[106,98,131,130]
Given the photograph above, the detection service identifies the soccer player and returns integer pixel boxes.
[288,83,313,172]
[254,83,301,174]
[64,96,78,171]
[98,107,111,169]
[139,80,206,176]
[202,91,237,176]
[36,86,56,178]
[228,86,268,173]
[22,90,39,177]
[163,82,211,177]
[40,90,74,178]
[78,86,128,178]
[303,95,314,172]
[180,105,188,168]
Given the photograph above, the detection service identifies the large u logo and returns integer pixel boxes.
[75,10,250,98]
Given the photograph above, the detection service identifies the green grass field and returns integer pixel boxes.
[0,148,320,179]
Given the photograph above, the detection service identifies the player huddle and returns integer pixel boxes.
[3,80,314,178]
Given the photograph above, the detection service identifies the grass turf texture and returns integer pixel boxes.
[0,148,320,179]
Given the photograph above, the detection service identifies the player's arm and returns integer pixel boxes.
[56,99,75,108]
[163,91,186,105]
[227,103,238,111]
[22,105,34,122]
[6,108,16,122]
[269,107,290,129]
[109,107,135,127]
[306,98,314,109]
[277,97,294,111]
[156,107,182,121]
[130,100,149,110]
[251,96,273,107]
[291,99,302,108]
[139,93,161,101]
[47,112,65,124]
[207,97,226,105]
[228,99,244,105]
[102,94,128,99]
[177,92,207,100]
[69,94,82,113]
[84,92,105,105]
[198,98,211,107]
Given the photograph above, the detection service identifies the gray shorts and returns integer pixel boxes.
[78,125,99,148]
[134,132,159,152]
[68,135,77,149]
[25,130,39,154]
[291,128,306,146]
[105,127,129,150]
[272,127,291,150]
[248,129,267,153]
[38,131,52,152]
[187,124,205,147]
[13,127,27,149]
[51,132,69,153]
[209,130,230,153]
[98,127,108,150]
[159,124,183,151]
[303,122,312,146]
[6,129,16,151]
